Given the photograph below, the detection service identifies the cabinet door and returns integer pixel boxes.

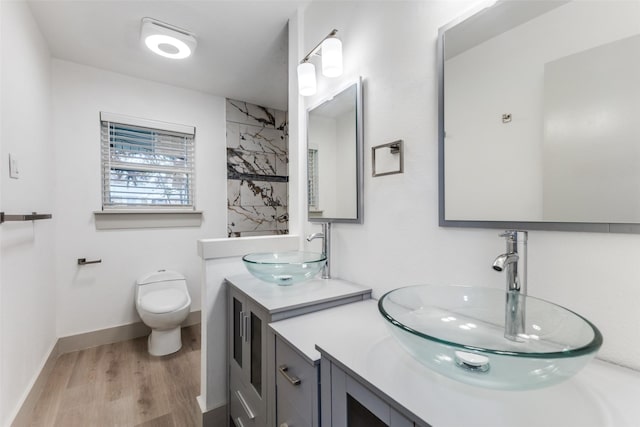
[229,287,250,379]
[329,364,414,427]
[228,287,270,426]
[246,299,267,400]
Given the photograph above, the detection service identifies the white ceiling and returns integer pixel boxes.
[28,1,307,111]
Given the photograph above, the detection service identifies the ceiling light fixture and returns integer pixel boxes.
[297,29,343,97]
[140,17,197,60]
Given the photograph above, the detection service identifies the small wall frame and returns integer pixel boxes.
[372,140,404,177]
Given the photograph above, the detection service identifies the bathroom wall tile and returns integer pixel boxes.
[239,180,287,207]
[275,111,288,134]
[226,98,288,238]
[227,148,277,177]
[237,124,287,155]
[275,154,288,176]
[226,99,279,129]
[227,180,241,206]
[276,206,289,232]
[226,123,240,148]
[228,205,284,234]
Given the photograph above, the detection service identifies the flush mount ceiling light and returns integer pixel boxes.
[297,29,343,97]
[140,17,197,59]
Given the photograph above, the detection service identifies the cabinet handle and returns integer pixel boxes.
[236,390,255,420]
[239,311,244,340]
[243,313,249,343]
[278,365,301,386]
[236,418,246,427]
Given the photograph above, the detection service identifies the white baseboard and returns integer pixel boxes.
[58,310,201,353]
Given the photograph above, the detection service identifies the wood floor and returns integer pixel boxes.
[27,325,201,427]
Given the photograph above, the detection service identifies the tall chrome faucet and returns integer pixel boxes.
[307,222,331,279]
[492,230,528,341]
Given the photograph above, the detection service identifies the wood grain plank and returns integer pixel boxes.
[26,325,201,427]
[29,352,78,426]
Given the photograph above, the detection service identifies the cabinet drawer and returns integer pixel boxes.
[275,336,317,425]
[230,376,262,427]
[277,396,311,427]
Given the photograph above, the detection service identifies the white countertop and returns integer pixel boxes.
[225,274,371,315]
[270,300,640,427]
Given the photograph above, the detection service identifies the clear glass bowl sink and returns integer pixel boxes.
[242,251,326,285]
[378,285,603,390]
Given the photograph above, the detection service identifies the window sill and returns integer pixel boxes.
[94,210,203,230]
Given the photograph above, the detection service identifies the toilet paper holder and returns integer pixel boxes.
[78,258,102,265]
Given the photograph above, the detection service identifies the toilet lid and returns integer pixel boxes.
[140,289,188,314]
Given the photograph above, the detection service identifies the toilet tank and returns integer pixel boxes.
[136,270,185,286]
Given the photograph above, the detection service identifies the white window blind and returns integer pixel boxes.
[101,115,195,210]
[308,148,319,209]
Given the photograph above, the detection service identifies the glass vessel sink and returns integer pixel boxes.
[242,251,326,285]
[378,285,603,390]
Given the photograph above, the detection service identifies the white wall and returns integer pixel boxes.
[309,115,338,216]
[444,1,640,221]
[0,0,4,418]
[308,108,356,219]
[52,59,227,337]
[301,1,640,371]
[0,2,56,424]
[542,34,640,222]
[335,110,356,218]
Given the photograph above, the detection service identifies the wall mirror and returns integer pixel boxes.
[307,78,364,223]
[439,1,640,233]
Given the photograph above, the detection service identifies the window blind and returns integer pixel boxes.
[101,119,195,209]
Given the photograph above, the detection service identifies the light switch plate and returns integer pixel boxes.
[9,153,20,179]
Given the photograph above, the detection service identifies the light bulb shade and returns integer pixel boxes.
[141,18,197,59]
[297,62,317,96]
[321,37,343,78]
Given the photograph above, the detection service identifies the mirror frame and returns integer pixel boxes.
[437,2,640,234]
[306,77,364,224]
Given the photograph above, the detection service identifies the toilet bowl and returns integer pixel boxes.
[135,270,191,356]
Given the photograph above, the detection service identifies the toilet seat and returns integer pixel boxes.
[139,289,188,314]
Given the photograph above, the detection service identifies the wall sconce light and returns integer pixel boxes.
[297,29,343,97]
[298,62,317,96]
[141,17,197,59]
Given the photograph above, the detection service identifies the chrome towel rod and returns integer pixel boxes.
[0,212,52,224]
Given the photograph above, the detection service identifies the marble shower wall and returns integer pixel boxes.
[226,99,288,237]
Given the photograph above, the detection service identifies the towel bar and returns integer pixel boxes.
[0,212,52,224]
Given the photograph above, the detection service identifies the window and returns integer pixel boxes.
[100,112,195,210]
[308,148,319,210]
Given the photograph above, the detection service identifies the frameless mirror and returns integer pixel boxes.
[439,1,640,233]
[307,78,363,223]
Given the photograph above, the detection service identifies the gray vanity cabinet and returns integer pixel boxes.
[226,276,372,427]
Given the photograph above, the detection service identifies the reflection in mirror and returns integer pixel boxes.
[439,1,640,232]
[307,79,363,223]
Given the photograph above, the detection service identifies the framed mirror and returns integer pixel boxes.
[307,78,364,223]
[438,1,640,233]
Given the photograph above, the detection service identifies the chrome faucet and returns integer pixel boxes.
[307,222,331,279]
[493,230,528,341]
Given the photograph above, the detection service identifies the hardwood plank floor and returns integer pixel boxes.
[27,325,201,427]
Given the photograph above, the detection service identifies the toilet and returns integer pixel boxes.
[135,270,191,356]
